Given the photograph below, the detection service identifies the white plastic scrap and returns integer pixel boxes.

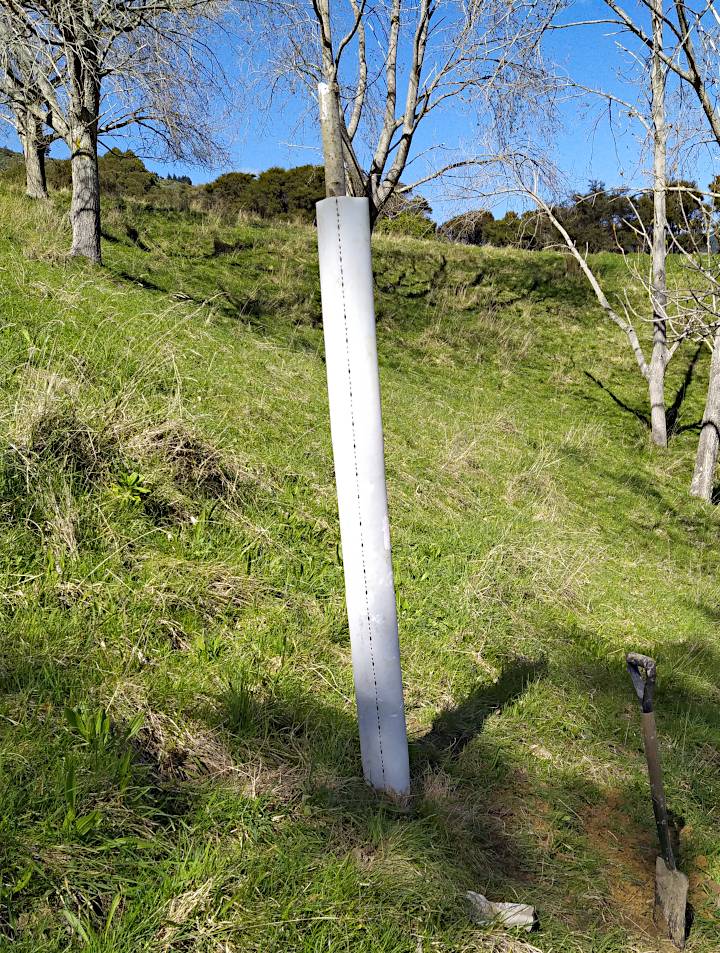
[467,891,538,932]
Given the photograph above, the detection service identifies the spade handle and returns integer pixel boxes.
[626,653,676,871]
[627,652,656,713]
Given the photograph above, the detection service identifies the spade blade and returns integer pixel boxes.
[654,856,689,949]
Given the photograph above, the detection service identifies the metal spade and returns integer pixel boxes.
[627,653,689,949]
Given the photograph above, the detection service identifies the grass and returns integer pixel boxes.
[0,182,718,952]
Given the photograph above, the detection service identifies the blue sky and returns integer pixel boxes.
[3,0,717,222]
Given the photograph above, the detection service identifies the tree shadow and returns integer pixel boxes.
[583,370,650,428]
[206,657,552,890]
[202,641,715,945]
[583,341,704,440]
[411,656,548,766]
[465,255,596,307]
[7,622,715,947]
[667,342,704,435]
[112,269,167,294]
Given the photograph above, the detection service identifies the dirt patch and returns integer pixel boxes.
[583,794,675,948]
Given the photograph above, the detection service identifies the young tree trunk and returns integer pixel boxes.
[649,0,668,447]
[318,82,346,199]
[18,111,48,200]
[70,125,101,264]
[690,329,720,502]
[648,349,667,446]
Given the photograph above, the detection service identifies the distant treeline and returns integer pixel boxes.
[0,147,326,221]
[1,148,715,252]
[441,179,718,253]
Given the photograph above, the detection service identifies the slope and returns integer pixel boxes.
[0,184,718,953]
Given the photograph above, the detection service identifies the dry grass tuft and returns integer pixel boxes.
[38,477,78,556]
[28,404,117,480]
[4,194,70,261]
[158,879,215,949]
[130,421,257,502]
[142,556,261,624]
[132,708,237,781]
[481,938,545,953]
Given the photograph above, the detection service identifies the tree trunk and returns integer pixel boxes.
[690,330,720,502]
[70,125,101,263]
[18,112,48,200]
[318,82,346,199]
[649,0,668,447]
[648,352,667,445]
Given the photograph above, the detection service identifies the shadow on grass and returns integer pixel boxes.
[585,462,718,544]
[113,269,168,294]
[6,628,718,947]
[412,656,548,765]
[583,370,650,429]
[582,342,705,440]
[203,663,554,908]
[667,342,704,435]
[203,641,720,943]
[464,255,596,308]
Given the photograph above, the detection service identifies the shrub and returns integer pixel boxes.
[375,211,437,240]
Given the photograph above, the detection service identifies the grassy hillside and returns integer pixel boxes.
[0,183,718,953]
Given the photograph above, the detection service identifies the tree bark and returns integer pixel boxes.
[69,124,101,263]
[649,0,668,447]
[690,330,720,502]
[18,111,48,200]
[316,0,347,199]
[319,82,346,199]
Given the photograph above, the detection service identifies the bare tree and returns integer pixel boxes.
[600,0,720,148]
[0,20,54,198]
[655,189,720,501]
[496,0,680,447]
[0,0,228,262]
[648,0,670,446]
[691,327,720,500]
[575,0,720,487]
[511,163,662,365]
[264,0,560,227]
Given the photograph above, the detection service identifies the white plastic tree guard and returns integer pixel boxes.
[316,195,410,798]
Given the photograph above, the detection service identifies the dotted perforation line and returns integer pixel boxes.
[334,199,386,785]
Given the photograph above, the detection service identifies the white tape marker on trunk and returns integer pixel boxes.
[317,195,410,797]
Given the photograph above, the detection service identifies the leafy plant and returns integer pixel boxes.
[61,757,103,838]
[195,631,225,661]
[110,470,150,505]
[65,705,112,750]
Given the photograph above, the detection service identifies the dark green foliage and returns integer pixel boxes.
[0,146,22,172]
[45,157,71,190]
[552,179,712,252]
[376,191,436,238]
[438,209,494,244]
[0,148,25,188]
[440,181,716,253]
[201,171,255,212]
[99,149,160,197]
[202,164,325,221]
[379,190,433,220]
[440,209,531,248]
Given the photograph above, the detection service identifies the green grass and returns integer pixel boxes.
[0,183,718,952]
